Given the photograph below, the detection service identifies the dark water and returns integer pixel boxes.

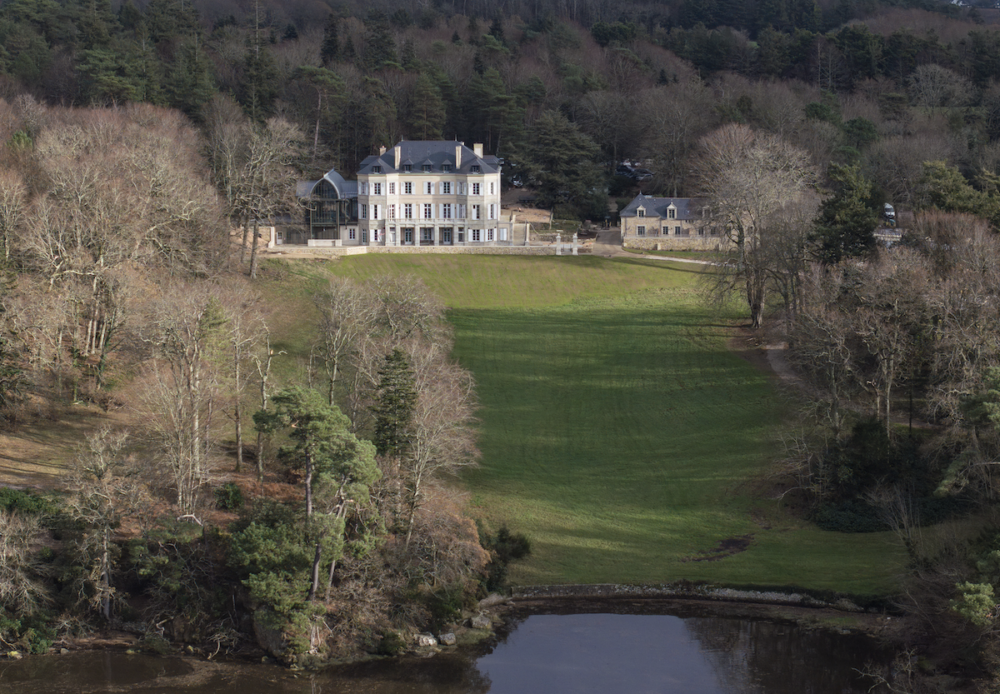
[0,604,885,694]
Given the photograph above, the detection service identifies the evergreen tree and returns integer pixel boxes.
[408,73,446,140]
[517,110,602,210]
[239,42,279,122]
[400,38,417,70]
[165,39,213,116]
[372,349,416,458]
[812,164,879,264]
[320,14,338,65]
[253,386,379,602]
[363,9,397,71]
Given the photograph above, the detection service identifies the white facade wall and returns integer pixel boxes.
[353,170,505,247]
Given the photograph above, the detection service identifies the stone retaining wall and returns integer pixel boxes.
[624,237,726,252]
[266,245,592,257]
[512,583,865,612]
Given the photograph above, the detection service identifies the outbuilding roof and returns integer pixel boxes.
[619,194,704,220]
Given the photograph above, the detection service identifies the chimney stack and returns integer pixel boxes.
[379,145,386,156]
[455,144,462,168]
[473,143,483,158]
[395,145,401,169]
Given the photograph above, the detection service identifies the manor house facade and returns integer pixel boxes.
[293,140,510,247]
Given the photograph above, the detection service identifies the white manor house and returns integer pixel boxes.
[291,140,511,247]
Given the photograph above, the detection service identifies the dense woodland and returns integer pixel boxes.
[4,0,1000,683]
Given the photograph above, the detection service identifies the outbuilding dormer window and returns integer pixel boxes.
[637,207,645,218]
[668,207,675,219]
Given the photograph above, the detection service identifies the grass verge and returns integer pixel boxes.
[305,254,905,595]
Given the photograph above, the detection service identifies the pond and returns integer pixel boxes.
[0,602,885,693]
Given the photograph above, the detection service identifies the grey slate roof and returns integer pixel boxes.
[296,169,357,199]
[619,194,703,220]
[357,140,501,175]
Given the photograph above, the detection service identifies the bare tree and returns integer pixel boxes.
[219,284,269,472]
[138,284,227,512]
[204,97,306,278]
[66,427,150,620]
[693,123,817,328]
[401,352,479,548]
[0,511,46,618]
[313,277,378,407]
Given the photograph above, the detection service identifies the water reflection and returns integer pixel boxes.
[0,602,884,694]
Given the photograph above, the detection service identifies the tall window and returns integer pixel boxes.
[389,204,396,220]
[675,226,682,236]
[487,228,494,241]
[373,183,382,195]
[361,204,367,219]
[442,182,452,194]
[472,229,481,241]
[389,182,395,194]
[372,205,379,219]
[404,228,413,243]
[472,183,481,195]
[490,182,495,195]
[425,181,433,194]
[349,229,356,240]
[472,205,481,220]
[421,228,433,242]
[404,204,413,219]
[668,208,675,219]
[423,204,432,219]
[404,182,413,194]
[637,225,646,236]
[489,204,495,220]
[442,204,452,219]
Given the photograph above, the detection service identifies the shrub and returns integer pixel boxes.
[376,630,406,656]
[214,482,244,510]
[478,523,531,592]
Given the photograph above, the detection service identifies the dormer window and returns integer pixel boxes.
[470,165,481,173]
[668,208,675,219]
[403,165,412,173]
[637,208,645,218]
[422,164,432,172]
[372,166,382,174]
[442,164,452,173]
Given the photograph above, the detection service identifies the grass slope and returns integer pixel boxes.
[266,255,905,595]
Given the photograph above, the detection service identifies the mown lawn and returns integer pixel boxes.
[264,254,905,595]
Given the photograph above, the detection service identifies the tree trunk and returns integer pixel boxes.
[234,349,243,472]
[250,218,261,279]
[308,540,322,602]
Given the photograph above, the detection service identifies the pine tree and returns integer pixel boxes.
[372,349,416,458]
[408,73,446,140]
[812,164,879,264]
[320,14,339,65]
[363,9,397,71]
